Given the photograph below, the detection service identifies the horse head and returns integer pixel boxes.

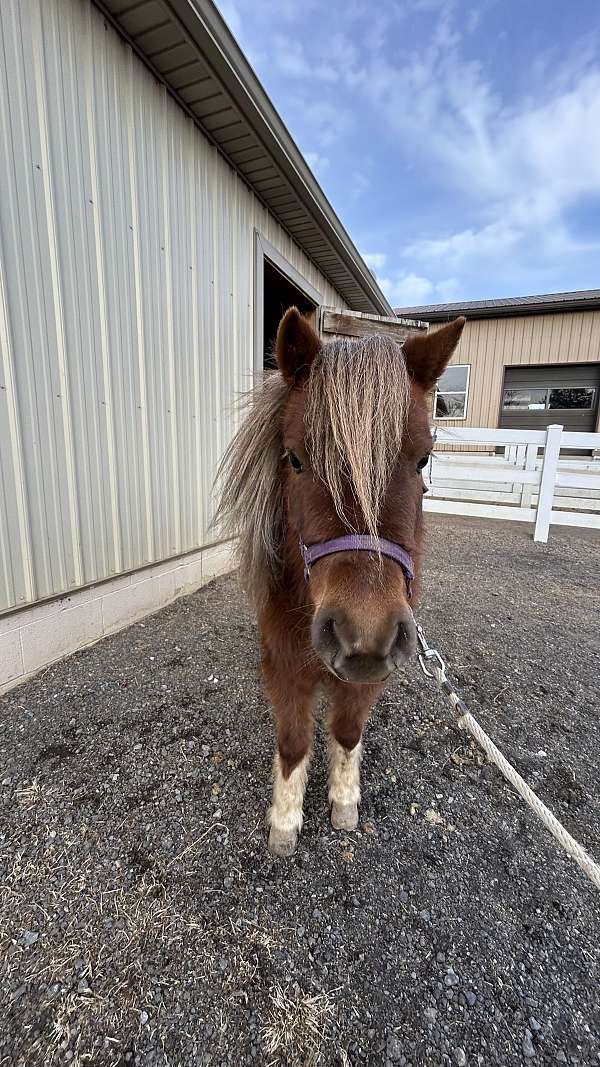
[274,308,465,684]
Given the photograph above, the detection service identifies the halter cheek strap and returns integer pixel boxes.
[300,535,414,598]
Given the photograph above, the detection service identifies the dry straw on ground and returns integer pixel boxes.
[260,982,336,1066]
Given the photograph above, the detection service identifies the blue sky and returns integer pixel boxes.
[215,0,600,308]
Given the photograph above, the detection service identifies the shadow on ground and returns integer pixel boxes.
[1,516,599,1066]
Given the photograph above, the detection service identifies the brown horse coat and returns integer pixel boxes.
[216,309,465,854]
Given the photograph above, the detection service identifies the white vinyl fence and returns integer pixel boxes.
[425,425,600,543]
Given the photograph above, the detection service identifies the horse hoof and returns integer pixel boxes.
[331,802,359,831]
[268,825,298,857]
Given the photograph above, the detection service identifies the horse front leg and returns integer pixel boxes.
[325,679,382,831]
[269,742,311,856]
[262,644,319,857]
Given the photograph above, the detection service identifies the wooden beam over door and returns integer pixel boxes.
[319,306,428,342]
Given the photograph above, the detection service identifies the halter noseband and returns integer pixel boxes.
[300,535,414,598]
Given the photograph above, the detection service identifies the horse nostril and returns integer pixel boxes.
[394,615,416,659]
[312,612,343,657]
[320,615,337,642]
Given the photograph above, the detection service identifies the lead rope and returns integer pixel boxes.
[415,624,600,892]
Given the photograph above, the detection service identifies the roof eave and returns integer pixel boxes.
[170,1,392,313]
[395,295,600,321]
[94,0,392,316]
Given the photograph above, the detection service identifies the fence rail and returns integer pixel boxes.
[425,425,600,542]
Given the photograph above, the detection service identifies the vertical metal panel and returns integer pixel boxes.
[0,0,345,612]
[432,310,600,450]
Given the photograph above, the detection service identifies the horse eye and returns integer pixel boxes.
[287,451,304,474]
[416,454,430,472]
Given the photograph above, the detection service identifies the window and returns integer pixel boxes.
[548,387,595,410]
[502,386,596,412]
[434,364,470,419]
[503,388,547,411]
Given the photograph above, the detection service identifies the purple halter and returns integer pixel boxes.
[300,535,414,598]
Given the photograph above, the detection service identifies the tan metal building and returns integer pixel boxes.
[395,291,600,440]
[0,0,399,692]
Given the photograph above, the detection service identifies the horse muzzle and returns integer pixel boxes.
[311,606,417,684]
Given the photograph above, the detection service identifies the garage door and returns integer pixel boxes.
[500,363,600,434]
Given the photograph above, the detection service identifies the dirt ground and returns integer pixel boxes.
[1,515,599,1067]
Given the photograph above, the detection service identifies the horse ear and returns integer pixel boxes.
[275,307,320,385]
[402,317,466,390]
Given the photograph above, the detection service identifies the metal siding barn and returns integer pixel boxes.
[0,0,393,690]
[394,294,600,450]
[0,0,348,612]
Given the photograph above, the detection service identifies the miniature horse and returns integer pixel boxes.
[217,309,465,855]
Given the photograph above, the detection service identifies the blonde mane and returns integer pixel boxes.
[306,335,410,538]
[214,334,410,606]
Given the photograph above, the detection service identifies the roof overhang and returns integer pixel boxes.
[94,0,393,316]
[395,291,600,321]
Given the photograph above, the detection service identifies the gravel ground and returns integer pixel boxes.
[1,515,599,1067]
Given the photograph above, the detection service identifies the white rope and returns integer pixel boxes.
[431,663,600,892]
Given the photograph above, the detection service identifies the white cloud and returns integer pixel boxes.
[291,98,353,148]
[351,172,371,200]
[360,26,600,280]
[407,219,521,267]
[466,8,481,33]
[367,268,461,309]
[362,257,456,308]
[378,272,435,306]
[435,277,460,302]
[362,252,387,271]
[215,0,600,297]
[432,70,600,217]
[272,34,339,82]
[303,150,329,173]
[227,0,322,22]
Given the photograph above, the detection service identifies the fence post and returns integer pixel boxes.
[533,425,563,543]
[520,442,538,509]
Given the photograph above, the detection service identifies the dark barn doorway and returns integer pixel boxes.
[262,260,316,369]
[254,232,322,375]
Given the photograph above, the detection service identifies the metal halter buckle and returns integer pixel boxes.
[416,624,446,678]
